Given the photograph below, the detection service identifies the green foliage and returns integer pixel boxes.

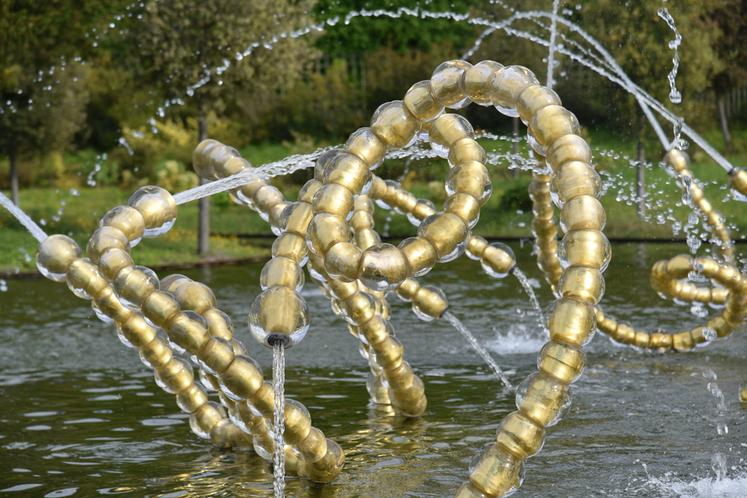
[497,179,532,213]
[313,0,479,55]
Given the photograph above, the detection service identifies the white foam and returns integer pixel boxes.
[486,324,546,355]
[645,472,747,497]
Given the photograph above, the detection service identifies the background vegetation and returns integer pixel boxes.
[1,0,745,273]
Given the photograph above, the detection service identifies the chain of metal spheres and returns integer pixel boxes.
[34,60,747,497]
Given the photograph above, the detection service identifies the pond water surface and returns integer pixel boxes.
[1,242,745,497]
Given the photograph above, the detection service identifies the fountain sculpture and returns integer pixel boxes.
[12,58,745,497]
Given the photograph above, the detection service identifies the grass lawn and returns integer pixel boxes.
[2,127,745,275]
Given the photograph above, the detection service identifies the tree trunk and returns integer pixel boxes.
[636,138,646,220]
[9,149,19,207]
[717,93,732,151]
[197,113,210,257]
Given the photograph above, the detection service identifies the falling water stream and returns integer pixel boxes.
[272,342,286,498]
[703,368,729,480]
[442,311,513,391]
[0,193,48,243]
[511,267,547,337]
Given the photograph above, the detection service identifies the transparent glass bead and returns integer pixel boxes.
[515,373,572,427]
[128,186,177,237]
[412,286,446,322]
[481,242,516,279]
[154,356,192,394]
[36,234,81,282]
[248,287,310,347]
[407,199,435,226]
[218,354,263,401]
[92,301,114,324]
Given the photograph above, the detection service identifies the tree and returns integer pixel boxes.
[0,0,118,206]
[125,0,314,257]
[707,0,747,150]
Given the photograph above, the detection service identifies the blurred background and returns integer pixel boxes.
[1,0,745,273]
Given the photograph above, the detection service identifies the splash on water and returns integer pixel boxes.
[442,311,513,391]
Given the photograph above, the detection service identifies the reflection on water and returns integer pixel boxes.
[0,243,745,496]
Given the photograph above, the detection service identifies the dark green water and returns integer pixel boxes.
[1,243,745,497]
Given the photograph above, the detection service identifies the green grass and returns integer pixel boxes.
[2,128,746,275]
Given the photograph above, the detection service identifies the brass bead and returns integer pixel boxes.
[430,60,472,108]
[175,383,209,414]
[545,134,592,170]
[729,168,747,198]
[561,230,611,271]
[403,80,444,122]
[417,213,469,261]
[200,337,237,374]
[349,210,374,231]
[253,185,284,214]
[313,183,355,216]
[370,100,418,149]
[298,179,322,203]
[67,259,109,299]
[344,292,377,325]
[173,280,216,313]
[539,341,585,384]
[307,213,350,256]
[399,236,438,277]
[445,193,481,226]
[156,357,194,394]
[221,356,264,399]
[94,286,131,323]
[36,234,82,282]
[100,206,145,245]
[141,290,180,328]
[304,439,344,483]
[356,227,382,251]
[428,113,474,148]
[127,185,177,235]
[396,278,420,301]
[272,232,307,261]
[548,297,596,347]
[481,244,516,276]
[496,411,545,459]
[324,153,371,193]
[664,148,690,173]
[466,236,489,259]
[324,242,362,282]
[191,402,226,437]
[346,127,386,167]
[516,84,561,125]
[358,315,393,345]
[552,161,601,205]
[215,156,250,179]
[374,336,404,367]
[168,312,210,353]
[559,266,605,304]
[517,372,569,427]
[297,427,328,462]
[284,400,312,445]
[120,314,158,348]
[358,243,410,291]
[140,337,174,369]
[412,285,449,319]
[490,65,539,111]
[467,444,524,497]
[87,226,129,263]
[462,60,503,106]
[252,382,275,416]
[560,195,606,232]
[98,248,134,281]
[260,256,303,289]
[448,137,487,166]
[529,104,580,148]
[114,266,158,305]
[192,139,219,179]
[446,161,491,203]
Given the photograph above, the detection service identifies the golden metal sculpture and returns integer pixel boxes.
[34,59,746,497]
